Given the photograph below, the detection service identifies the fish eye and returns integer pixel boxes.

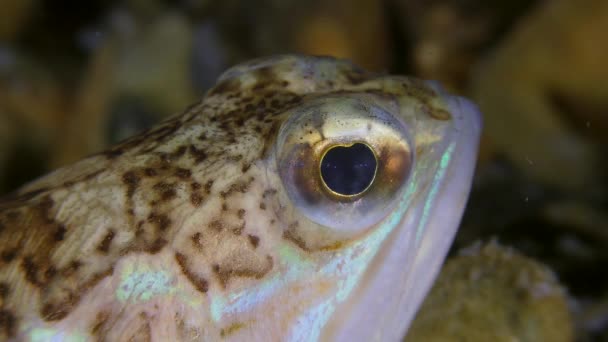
[319,142,377,197]
[276,96,413,235]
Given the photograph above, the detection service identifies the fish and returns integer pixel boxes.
[0,55,481,341]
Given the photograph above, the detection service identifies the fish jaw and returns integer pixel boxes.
[321,94,482,341]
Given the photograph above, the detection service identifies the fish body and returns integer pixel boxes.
[0,55,481,341]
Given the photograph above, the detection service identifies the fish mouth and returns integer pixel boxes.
[320,95,482,341]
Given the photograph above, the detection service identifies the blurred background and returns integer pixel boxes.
[0,0,606,340]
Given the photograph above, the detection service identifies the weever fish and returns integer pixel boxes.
[0,55,481,341]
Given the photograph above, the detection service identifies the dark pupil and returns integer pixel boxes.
[320,143,377,196]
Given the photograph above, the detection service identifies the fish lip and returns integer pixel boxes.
[320,92,482,342]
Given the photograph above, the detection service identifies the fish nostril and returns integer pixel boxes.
[320,142,377,196]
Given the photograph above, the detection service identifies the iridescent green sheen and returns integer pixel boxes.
[417,143,455,243]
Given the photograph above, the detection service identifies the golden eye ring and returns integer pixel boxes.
[318,142,379,200]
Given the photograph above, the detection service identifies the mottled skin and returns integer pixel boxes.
[0,55,480,341]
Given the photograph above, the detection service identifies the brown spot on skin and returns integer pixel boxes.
[91,311,110,335]
[153,182,177,202]
[144,168,157,177]
[175,168,191,179]
[190,193,203,207]
[54,225,67,241]
[219,121,232,131]
[160,188,176,201]
[188,145,208,164]
[221,203,228,211]
[422,105,451,121]
[170,145,188,160]
[204,180,213,194]
[253,67,276,86]
[97,229,115,254]
[212,264,223,286]
[0,282,9,299]
[148,213,171,231]
[122,171,140,198]
[175,252,209,293]
[231,223,245,236]
[59,267,114,312]
[248,235,260,248]
[135,221,145,237]
[0,309,16,338]
[21,256,42,286]
[191,232,203,250]
[213,256,274,288]
[147,238,167,254]
[283,222,309,251]
[259,202,266,210]
[237,209,246,219]
[41,301,71,321]
[406,79,438,99]
[209,220,223,231]
[44,266,57,280]
[1,248,17,263]
[220,178,254,198]
[270,99,281,108]
[220,322,246,338]
[61,260,82,277]
[191,182,201,191]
